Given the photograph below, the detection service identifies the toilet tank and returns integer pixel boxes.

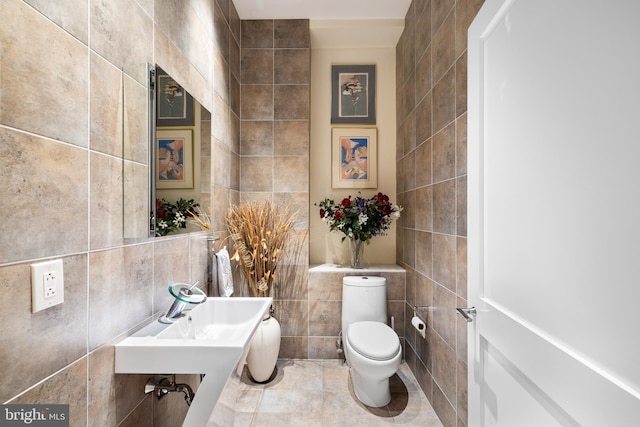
[342,276,387,334]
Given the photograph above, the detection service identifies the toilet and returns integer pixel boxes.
[342,276,402,407]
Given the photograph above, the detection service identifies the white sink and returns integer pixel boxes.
[115,297,272,426]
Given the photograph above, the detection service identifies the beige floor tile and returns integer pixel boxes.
[392,391,443,426]
[322,390,394,426]
[321,359,350,391]
[264,359,323,391]
[210,360,442,426]
[257,389,323,415]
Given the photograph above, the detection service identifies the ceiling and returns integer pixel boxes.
[233,0,412,20]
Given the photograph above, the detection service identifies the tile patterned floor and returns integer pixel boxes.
[209,360,443,426]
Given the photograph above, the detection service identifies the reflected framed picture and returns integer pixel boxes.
[332,127,377,189]
[331,65,376,124]
[156,129,193,189]
[156,67,194,126]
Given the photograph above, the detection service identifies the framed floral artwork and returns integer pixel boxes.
[332,127,377,189]
[331,65,376,124]
[156,129,193,189]
[156,67,194,126]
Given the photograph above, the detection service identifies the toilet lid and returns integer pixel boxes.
[348,321,400,361]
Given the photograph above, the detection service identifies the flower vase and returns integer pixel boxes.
[246,309,281,383]
[349,238,365,268]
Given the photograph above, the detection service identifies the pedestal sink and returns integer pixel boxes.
[115,297,272,427]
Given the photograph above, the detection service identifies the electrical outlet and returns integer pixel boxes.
[31,259,64,313]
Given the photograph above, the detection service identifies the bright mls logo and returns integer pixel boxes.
[1,405,68,426]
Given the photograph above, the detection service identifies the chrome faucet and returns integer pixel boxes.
[160,282,207,323]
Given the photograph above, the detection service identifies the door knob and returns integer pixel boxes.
[456,307,477,322]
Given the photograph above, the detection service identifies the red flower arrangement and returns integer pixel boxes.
[316,192,402,242]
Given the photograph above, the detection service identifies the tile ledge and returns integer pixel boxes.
[309,263,405,273]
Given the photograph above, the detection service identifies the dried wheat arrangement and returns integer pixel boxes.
[225,201,298,297]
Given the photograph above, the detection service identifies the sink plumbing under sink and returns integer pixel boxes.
[115,293,272,427]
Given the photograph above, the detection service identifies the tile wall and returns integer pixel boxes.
[307,265,407,359]
[0,0,490,426]
[0,0,238,425]
[395,1,483,426]
[238,19,311,358]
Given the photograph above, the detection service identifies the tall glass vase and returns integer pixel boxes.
[349,238,365,268]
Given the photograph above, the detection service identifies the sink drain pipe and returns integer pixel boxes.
[145,375,195,406]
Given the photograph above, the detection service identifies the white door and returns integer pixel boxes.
[467,0,640,425]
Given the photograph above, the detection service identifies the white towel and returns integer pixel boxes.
[216,246,234,297]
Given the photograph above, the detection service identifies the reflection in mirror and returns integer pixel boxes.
[149,65,211,237]
[123,64,151,240]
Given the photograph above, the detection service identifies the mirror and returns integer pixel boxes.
[148,65,211,237]
[122,65,152,241]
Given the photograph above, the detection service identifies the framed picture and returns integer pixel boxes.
[156,129,194,189]
[332,127,377,189]
[156,67,194,126]
[331,65,376,124]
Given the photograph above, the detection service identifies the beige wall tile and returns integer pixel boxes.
[90,152,124,250]
[455,52,468,117]
[273,192,310,229]
[10,358,88,427]
[124,74,149,164]
[90,0,153,84]
[25,0,88,43]
[415,231,433,277]
[275,121,309,155]
[309,337,341,359]
[1,0,88,147]
[432,11,456,84]
[88,344,148,425]
[274,19,309,48]
[309,301,341,336]
[433,284,457,348]
[273,157,309,191]
[0,256,87,402]
[88,246,153,350]
[415,185,434,231]
[241,85,274,119]
[213,0,230,62]
[213,48,230,102]
[415,4,432,61]
[455,113,468,176]
[241,121,274,155]
[397,10,478,422]
[432,122,456,183]
[274,85,310,119]
[432,233,456,293]
[241,20,274,49]
[432,67,456,134]
[123,160,150,239]
[416,92,434,145]
[276,300,309,337]
[0,129,88,263]
[240,156,273,192]
[2,0,239,425]
[274,49,310,84]
[118,397,153,427]
[433,179,456,234]
[241,49,274,84]
[90,53,123,157]
[280,336,308,359]
[153,236,191,311]
[308,272,343,301]
[275,265,308,300]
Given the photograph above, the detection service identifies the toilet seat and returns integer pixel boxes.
[347,321,400,361]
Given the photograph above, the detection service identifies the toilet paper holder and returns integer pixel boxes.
[411,308,428,339]
[413,306,429,321]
